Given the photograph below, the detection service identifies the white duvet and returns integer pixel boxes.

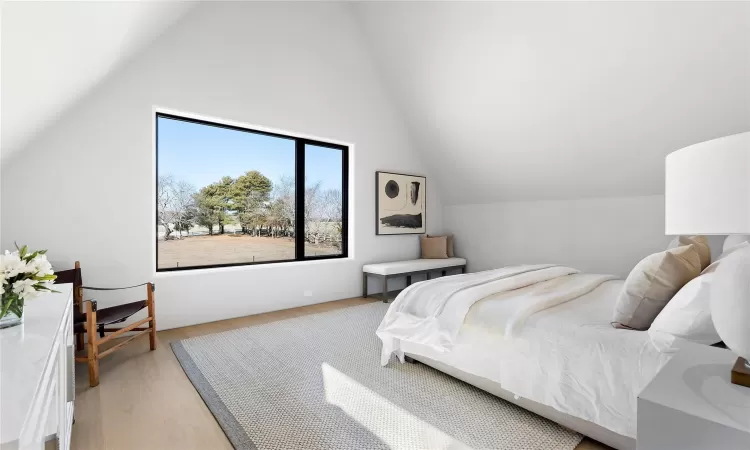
[377,265,616,365]
[376,267,673,439]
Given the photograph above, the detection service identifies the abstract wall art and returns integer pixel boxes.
[376,171,426,235]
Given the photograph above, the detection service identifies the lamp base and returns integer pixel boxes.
[731,357,750,388]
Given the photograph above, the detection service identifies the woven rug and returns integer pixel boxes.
[171,302,582,450]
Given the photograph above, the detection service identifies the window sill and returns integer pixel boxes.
[153,256,354,277]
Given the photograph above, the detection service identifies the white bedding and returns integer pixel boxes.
[393,279,672,439]
[377,265,616,365]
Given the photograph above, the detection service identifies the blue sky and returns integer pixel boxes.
[157,116,343,191]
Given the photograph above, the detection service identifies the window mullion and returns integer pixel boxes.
[294,139,305,260]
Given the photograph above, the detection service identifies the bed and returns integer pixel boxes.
[376,265,674,450]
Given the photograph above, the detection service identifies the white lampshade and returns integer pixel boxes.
[665,131,750,235]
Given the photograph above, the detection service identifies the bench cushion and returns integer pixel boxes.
[363,258,467,276]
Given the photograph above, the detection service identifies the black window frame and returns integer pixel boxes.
[155,112,349,272]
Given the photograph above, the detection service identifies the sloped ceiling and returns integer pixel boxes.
[353,1,750,204]
[3,2,749,205]
[1,1,195,160]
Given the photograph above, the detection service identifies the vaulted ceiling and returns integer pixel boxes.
[1,1,195,160]
[352,1,750,203]
[3,1,749,204]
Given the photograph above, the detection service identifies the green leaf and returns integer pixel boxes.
[34,275,56,281]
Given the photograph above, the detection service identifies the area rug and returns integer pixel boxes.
[171,302,583,450]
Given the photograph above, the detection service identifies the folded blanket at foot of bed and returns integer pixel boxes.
[376,264,617,365]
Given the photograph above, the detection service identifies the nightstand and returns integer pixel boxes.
[637,341,750,450]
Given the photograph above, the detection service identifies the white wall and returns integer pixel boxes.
[0,2,443,329]
[445,195,724,279]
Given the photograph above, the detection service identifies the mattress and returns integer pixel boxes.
[398,279,672,440]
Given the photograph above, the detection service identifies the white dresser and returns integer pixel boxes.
[1,284,75,450]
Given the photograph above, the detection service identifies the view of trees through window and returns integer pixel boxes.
[156,114,347,270]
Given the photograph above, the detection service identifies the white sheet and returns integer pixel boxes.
[396,279,672,439]
[377,265,615,365]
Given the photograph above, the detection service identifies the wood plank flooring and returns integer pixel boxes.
[70,297,610,450]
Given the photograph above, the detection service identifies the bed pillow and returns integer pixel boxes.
[648,263,722,346]
[420,236,448,259]
[667,235,711,270]
[612,245,702,330]
[426,234,455,257]
[722,235,750,255]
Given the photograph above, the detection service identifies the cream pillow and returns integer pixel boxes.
[612,245,702,330]
[667,235,711,270]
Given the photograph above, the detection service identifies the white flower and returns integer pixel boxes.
[1,252,27,278]
[26,254,53,277]
[12,278,38,301]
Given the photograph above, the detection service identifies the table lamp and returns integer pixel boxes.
[665,131,750,387]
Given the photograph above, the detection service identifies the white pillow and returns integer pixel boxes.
[647,245,743,349]
[648,271,720,346]
[721,236,750,256]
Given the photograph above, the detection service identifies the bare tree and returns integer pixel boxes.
[272,175,295,237]
[173,181,197,237]
[304,181,323,244]
[157,175,177,240]
[320,188,343,248]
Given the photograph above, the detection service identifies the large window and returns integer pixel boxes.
[155,112,348,271]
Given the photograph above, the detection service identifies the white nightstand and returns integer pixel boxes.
[637,341,750,450]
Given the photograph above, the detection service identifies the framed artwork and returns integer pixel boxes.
[376,171,426,235]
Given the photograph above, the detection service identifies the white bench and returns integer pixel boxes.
[362,258,467,302]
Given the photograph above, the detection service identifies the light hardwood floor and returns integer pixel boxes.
[71,297,610,450]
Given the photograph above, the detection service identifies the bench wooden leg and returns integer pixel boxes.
[406,275,412,287]
[441,270,447,277]
[461,265,466,274]
[426,272,432,280]
[362,273,368,298]
[381,276,388,303]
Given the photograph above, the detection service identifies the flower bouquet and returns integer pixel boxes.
[0,245,57,329]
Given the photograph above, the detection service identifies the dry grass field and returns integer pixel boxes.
[157,234,340,269]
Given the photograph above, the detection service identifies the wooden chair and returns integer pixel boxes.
[54,262,156,387]
[54,262,85,351]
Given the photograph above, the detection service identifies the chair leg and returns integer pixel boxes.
[75,332,85,352]
[74,285,85,351]
[85,302,100,387]
[147,283,156,351]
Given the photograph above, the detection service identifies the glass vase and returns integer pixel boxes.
[0,294,24,329]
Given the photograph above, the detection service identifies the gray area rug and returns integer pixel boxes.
[171,302,582,450]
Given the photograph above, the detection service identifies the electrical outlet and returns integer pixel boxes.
[304,290,313,297]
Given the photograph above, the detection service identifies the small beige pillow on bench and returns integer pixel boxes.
[612,244,702,330]
[420,235,448,259]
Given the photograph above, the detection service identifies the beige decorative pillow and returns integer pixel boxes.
[612,245,702,330]
[427,234,454,257]
[420,236,448,259]
[668,235,711,270]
